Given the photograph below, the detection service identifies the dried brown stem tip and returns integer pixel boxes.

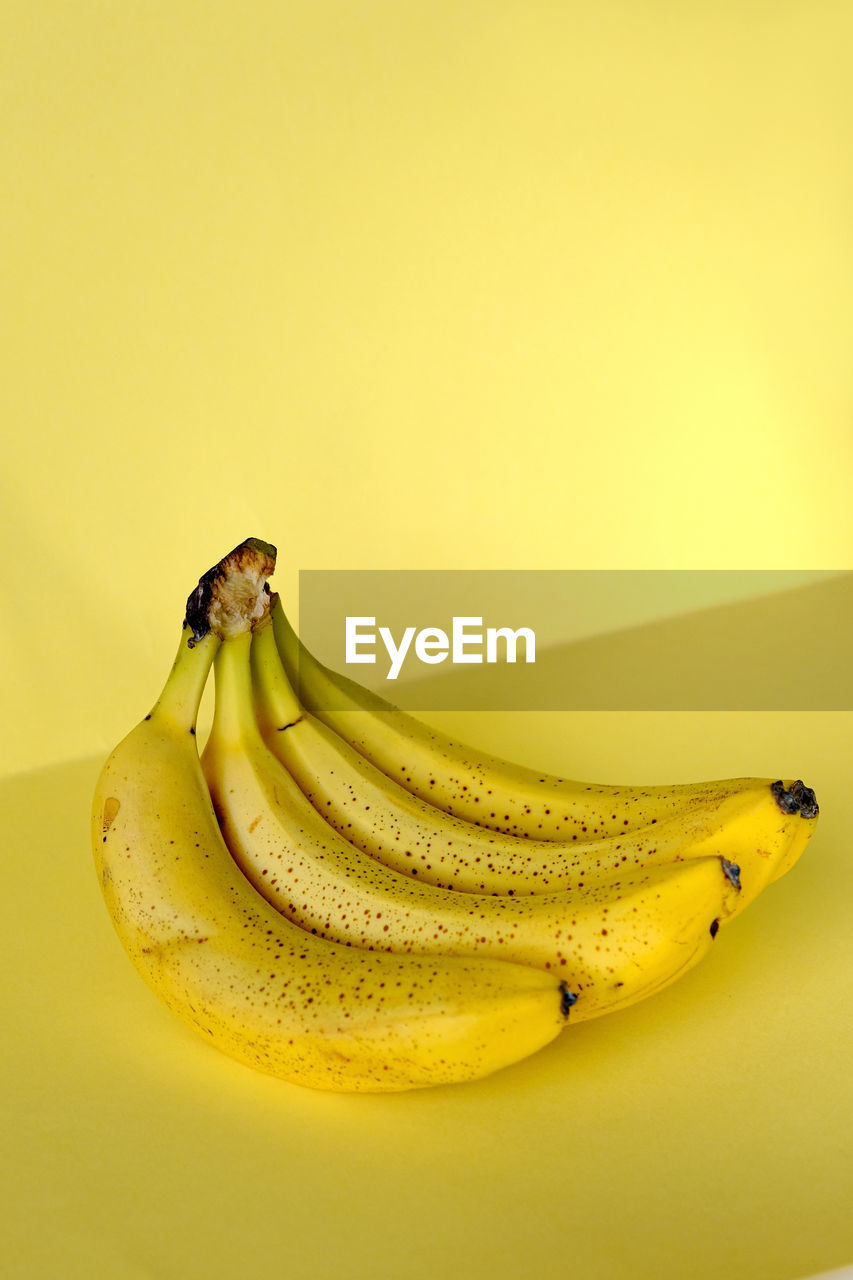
[184,537,277,645]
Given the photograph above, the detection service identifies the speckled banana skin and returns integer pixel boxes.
[272,598,787,841]
[92,629,571,1093]
[253,620,811,905]
[201,631,807,1023]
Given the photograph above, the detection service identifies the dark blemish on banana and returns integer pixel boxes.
[789,779,819,819]
[771,779,819,819]
[721,858,741,890]
[560,983,578,1017]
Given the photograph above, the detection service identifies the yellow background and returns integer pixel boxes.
[2,2,852,1277]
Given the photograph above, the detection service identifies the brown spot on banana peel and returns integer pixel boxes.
[140,935,211,958]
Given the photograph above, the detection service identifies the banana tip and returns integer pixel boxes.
[771,780,819,820]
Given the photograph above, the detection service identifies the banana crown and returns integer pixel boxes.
[91,536,821,1092]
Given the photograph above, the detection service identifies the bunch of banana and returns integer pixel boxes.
[92,538,819,1093]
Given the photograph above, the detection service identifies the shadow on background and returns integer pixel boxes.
[387,573,853,711]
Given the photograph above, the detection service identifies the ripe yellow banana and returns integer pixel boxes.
[201,627,788,1022]
[92,544,571,1093]
[272,597,819,840]
[253,615,814,905]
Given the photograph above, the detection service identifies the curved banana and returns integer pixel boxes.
[273,598,818,840]
[252,617,813,902]
[92,547,571,1093]
[201,629,779,1022]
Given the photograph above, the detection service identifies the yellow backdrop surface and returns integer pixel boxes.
[2,2,852,1277]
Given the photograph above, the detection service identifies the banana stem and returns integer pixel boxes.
[252,613,302,728]
[169,535,278,742]
[270,595,303,679]
[211,632,261,746]
[150,629,219,731]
